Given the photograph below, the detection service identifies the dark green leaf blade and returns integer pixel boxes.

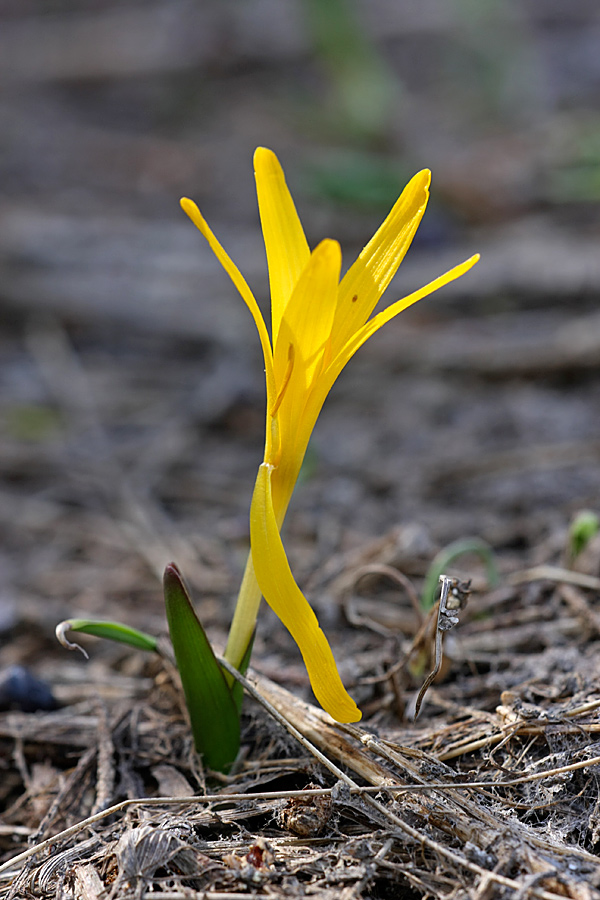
[163,563,240,773]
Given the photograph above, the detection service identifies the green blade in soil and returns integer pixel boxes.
[163,563,240,773]
[422,537,499,610]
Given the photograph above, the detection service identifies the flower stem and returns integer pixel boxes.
[224,550,262,671]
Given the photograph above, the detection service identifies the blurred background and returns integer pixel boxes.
[1,0,600,675]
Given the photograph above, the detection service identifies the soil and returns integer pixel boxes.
[2,3,600,898]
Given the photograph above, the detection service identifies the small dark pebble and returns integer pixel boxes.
[0,665,58,712]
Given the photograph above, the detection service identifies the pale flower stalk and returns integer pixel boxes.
[181,148,478,722]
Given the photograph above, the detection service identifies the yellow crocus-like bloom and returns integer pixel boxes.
[181,148,478,723]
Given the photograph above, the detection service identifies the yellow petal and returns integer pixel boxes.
[328,170,431,363]
[180,197,275,409]
[298,254,481,452]
[254,148,311,347]
[335,254,481,374]
[273,238,341,418]
[250,463,361,723]
[267,240,341,481]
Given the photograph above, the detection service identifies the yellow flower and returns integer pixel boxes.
[181,148,478,723]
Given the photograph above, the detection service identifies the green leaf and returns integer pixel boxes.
[56,618,158,655]
[568,510,600,561]
[163,563,240,773]
[422,538,499,610]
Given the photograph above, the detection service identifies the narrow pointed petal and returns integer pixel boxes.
[297,254,480,453]
[328,170,431,362]
[268,240,341,480]
[254,148,311,346]
[250,463,361,723]
[334,254,480,379]
[273,239,341,415]
[181,197,275,405]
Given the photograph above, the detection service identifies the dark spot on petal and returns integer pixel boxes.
[352,294,358,303]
